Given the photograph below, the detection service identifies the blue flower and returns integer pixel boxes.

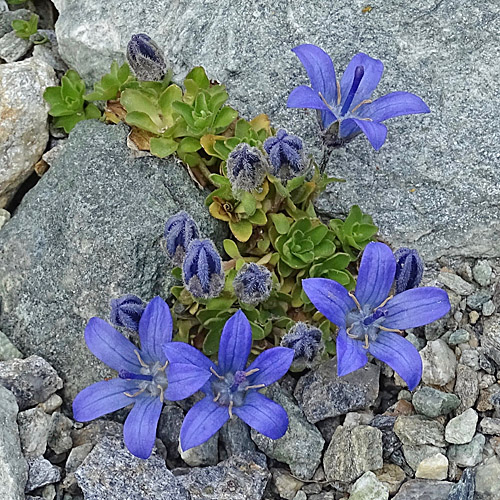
[227,143,267,192]
[287,44,430,150]
[73,297,176,459]
[109,294,146,331]
[232,263,273,306]
[394,247,424,294]
[183,239,225,299]
[302,242,450,390]
[127,33,167,82]
[281,322,324,370]
[163,310,294,451]
[263,129,305,178]
[164,211,200,266]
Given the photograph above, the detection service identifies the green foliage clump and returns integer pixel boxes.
[11,13,38,40]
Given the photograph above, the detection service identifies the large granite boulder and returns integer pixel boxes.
[52,0,498,260]
[0,120,225,403]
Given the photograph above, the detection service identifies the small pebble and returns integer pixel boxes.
[468,310,480,324]
[482,300,495,316]
[472,260,492,286]
[448,329,470,345]
[415,453,448,480]
[445,408,478,444]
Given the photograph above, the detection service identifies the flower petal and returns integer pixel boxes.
[361,91,430,122]
[72,378,136,422]
[339,53,384,109]
[368,331,422,390]
[164,363,213,401]
[339,117,361,139]
[218,310,252,374]
[302,278,355,328]
[383,287,451,330]
[233,391,288,440]
[336,328,368,376]
[138,296,172,364]
[355,242,396,309]
[287,85,333,111]
[353,119,387,150]
[180,396,229,451]
[84,317,142,373]
[123,395,163,459]
[245,347,294,386]
[291,44,337,105]
[163,341,216,372]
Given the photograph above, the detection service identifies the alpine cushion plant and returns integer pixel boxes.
[302,242,450,390]
[73,297,176,459]
[163,310,294,451]
[287,44,430,150]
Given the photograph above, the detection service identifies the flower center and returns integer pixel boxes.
[210,367,265,417]
[119,350,169,401]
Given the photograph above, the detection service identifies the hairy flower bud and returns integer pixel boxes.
[232,263,273,306]
[164,211,200,266]
[126,33,167,82]
[110,294,146,331]
[226,143,267,192]
[280,322,324,370]
[183,239,225,299]
[394,247,424,294]
[263,129,305,179]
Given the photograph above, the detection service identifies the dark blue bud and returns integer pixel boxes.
[164,211,200,266]
[227,143,267,192]
[280,322,324,370]
[126,33,167,82]
[110,294,146,331]
[232,263,273,306]
[183,239,225,299]
[394,247,424,294]
[263,129,305,178]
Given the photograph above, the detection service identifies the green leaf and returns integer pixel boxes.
[120,89,161,127]
[250,322,266,340]
[11,13,38,39]
[185,67,210,90]
[213,106,238,131]
[248,209,267,226]
[238,192,257,216]
[158,84,183,119]
[287,175,306,192]
[84,103,102,120]
[171,101,195,127]
[150,137,179,158]
[85,61,132,101]
[223,239,241,259]
[125,111,161,135]
[53,112,86,133]
[205,296,236,311]
[229,220,253,242]
[270,213,291,235]
[177,136,201,154]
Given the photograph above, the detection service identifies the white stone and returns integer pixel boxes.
[415,453,448,480]
[445,408,478,444]
[421,340,457,386]
[0,58,56,208]
[350,471,389,500]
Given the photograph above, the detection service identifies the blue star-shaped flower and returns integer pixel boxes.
[287,44,430,150]
[302,242,450,390]
[164,310,294,451]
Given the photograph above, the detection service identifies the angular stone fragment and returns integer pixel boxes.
[412,386,460,418]
[220,414,256,457]
[0,386,27,500]
[374,464,405,495]
[445,408,478,444]
[479,417,500,436]
[448,468,475,500]
[0,30,32,62]
[0,329,21,360]
[180,432,218,467]
[392,479,453,499]
[454,364,479,413]
[271,468,304,500]
[177,451,270,500]
[349,471,389,500]
[473,261,492,286]
[447,433,485,467]
[17,408,51,458]
[420,340,457,386]
[293,357,379,423]
[323,425,383,483]
[438,272,475,296]
[393,415,445,447]
[75,435,189,500]
[415,452,448,480]
[25,457,61,493]
[251,385,324,480]
[47,412,73,454]
[0,356,63,411]
[402,444,446,472]
[475,456,500,500]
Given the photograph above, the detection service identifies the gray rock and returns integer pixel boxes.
[323,425,383,483]
[466,290,491,310]
[220,414,256,457]
[47,412,73,454]
[445,408,478,444]
[369,416,404,468]
[32,30,68,73]
[0,58,56,208]
[0,30,32,62]
[0,356,63,411]
[412,386,460,418]
[424,316,448,341]
[479,417,500,435]
[482,300,495,316]
[447,467,475,500]
[271,468,304,500]
[180,432,218,466]
[349,471,389,500]
[71,419,124,448]
[459,349,480,371]
[17,408,51,458]
[480,316,500,367]
[0,386,27,500]
[177,451,269,500]
[472,261,492,287]
[374,464,405,495]
[420,339,457,386]
[0,9,31,38]
[38,394,63,415]
[438,273,475,296]
[0,329,22,360]
[75,435,189,500]
[393,415,445,447]
[293,357,379,423]
[157,402,184,462]
[0,208,10,231]
[447,329,470,345]
[0,120,226,402]
[402,444,446,472]
[392,480,453,500]
[25,457,61,493]
[447,433,485,467]
[251,385,324,480]
[65,443,93,474]
[52,1,499,261]
[475,456,500,500]
[454,364,479,412]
